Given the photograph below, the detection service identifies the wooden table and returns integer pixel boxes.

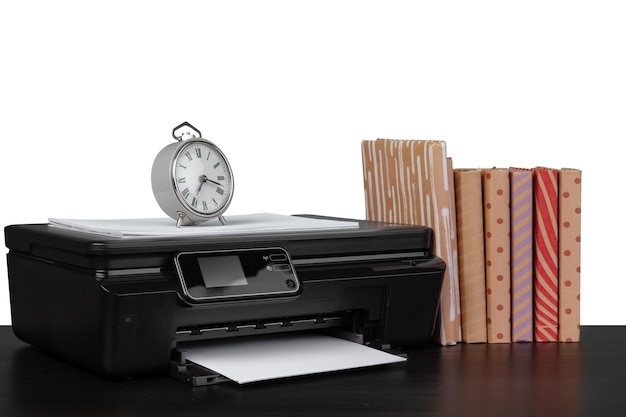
[1,326,624,416]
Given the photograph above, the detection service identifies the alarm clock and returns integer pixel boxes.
[151,122,234,227]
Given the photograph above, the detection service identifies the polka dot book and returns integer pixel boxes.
[558,169,582,342]
[482,168,512,343]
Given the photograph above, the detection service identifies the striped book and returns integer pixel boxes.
[362,139,461,346]
[510,168,534,342]
[558,168,582,342]
[482,168,511,343]
[533,167,559,342]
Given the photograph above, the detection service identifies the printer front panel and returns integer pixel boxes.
[171,255,446,350]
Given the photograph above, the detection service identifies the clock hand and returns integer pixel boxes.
[199,175,224,187]
[196,175,208,194]
[197,175,223,194]
[205,178,223,187]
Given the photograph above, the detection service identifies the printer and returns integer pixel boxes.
[5,215,445,385]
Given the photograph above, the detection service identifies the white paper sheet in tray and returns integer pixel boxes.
[179,332,406,384]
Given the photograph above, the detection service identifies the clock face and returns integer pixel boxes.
[173,140,233,216]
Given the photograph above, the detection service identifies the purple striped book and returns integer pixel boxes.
[510,168,534,342]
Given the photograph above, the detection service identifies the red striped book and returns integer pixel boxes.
[532,167,559,342]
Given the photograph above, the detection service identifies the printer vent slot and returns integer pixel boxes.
[292,251,429,266]
[175,313,351,342]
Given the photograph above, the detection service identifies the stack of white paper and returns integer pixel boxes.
[48,213,358,239]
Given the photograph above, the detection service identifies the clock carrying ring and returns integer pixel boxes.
[172,121,202,141]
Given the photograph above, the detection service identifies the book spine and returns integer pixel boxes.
[482,168,511,343]
[533,168,559,342]
[510,169,534,342]
[446,157,462,343]
[558,169,582,342]
[362,139,461,345]
[454,169,487,343]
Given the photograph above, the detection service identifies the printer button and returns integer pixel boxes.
[270,254,288,262]
[273,264,291,272]
[286,279,296,289]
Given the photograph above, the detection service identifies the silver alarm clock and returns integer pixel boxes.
[151,122,234,227]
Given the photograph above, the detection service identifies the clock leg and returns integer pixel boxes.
[218,215,227,226]
[176,212,186,228]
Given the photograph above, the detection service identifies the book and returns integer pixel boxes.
[454,168,487,343]
[533,167,559,342]
[362,139,461,345]
[482,168,511,343]
[510,168,534,342]
[558,168,582,342]
[446,156,461,344]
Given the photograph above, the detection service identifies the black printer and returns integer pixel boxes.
[5,215,445,385]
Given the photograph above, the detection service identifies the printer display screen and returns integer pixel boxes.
[198,256,249,288]
[175,247,300,302]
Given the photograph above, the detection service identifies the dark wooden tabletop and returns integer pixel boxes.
[1,325,625,416]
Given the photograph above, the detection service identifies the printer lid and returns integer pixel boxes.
[5,215,434,270]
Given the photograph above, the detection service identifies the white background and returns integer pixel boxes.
[1,1,624,325]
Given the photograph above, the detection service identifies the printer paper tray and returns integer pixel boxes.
[169,331,407,386]
[169,359,231,386]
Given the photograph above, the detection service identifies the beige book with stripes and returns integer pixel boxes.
[362,139,461,346]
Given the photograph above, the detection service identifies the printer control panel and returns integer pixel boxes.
[174,247,300,303]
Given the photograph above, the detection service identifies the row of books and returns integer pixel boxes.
[361,139,581,345]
